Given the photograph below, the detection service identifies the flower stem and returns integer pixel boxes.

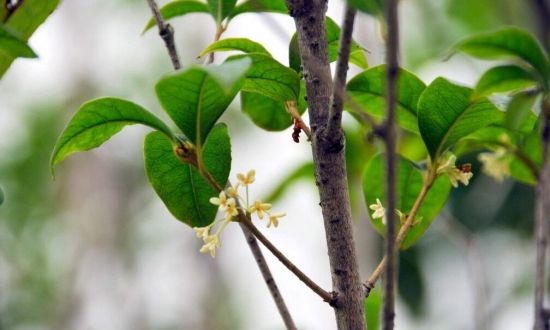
[365,180,433,296]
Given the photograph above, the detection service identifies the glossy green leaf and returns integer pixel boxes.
[289,16,368,73]
[198,38,271,58]
[473,65,539,99]
[142,0,210,33]
[242,80,307,131]
[506,91,539,132]
[50,97,174,176]
[449,27,550,85]
[0,0,60,79]
[418,77,504,160]
[346,64,426,133]
[207,0,238,23]
[0,25,37,58]
[347,0,384,16]
[229,0,288,18]
[144,123,231,227]
[509,131,543,185]
[226,54,299,102]
[155,57,251,145]
[363,153,451,249]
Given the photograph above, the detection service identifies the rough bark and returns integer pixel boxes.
[285,1,367,329]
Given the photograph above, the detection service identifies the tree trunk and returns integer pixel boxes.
[285,1,367,329]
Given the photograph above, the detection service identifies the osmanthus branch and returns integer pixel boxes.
[381,0,400,329]
[327,4,356,137]
[146,0,181,70]
[534,98,550,330]
[285,1,366,328]
[145,1,297,328]
[200,170,332,305]
[365,176,435,296]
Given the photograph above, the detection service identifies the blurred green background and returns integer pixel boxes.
[0,0,546,329]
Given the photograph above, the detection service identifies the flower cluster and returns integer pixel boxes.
[436,155,473,188]
[194,169,286,258]
[478,148,511,182]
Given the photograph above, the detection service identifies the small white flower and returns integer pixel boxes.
[248,199,272,219]
[478,148,511,182]
[237,169,256,186]
[369,198,386,224]
[267,212,285,228]
[224,198,238,221]
[210,191,229,211]
[227,183,240,198]
[200,235,221,258]
[194,226,210,239]
[437,155,473,188]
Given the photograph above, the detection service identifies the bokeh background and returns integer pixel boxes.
[0,0,547,329]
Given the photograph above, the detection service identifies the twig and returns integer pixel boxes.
[237,221,298,330]
[365,183,432,296]
[285,101,311,139]
[381,0,400,329]
[534,99,550,330]
[236,208,333,304]
[146,1,296,327]
[327,5,357,137]
[146,0,181,70]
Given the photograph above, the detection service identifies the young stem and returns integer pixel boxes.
[365,181,433,296]
[145,0,181,70]
[382,0,400,329]
[534,98,550,330]
[145,1,296,327]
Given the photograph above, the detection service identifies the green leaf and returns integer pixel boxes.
[207,0,238,24]
[144,123,232,227]
[347,0,384,16]
[142,0,210,33]
[346,64,426,133]
[226,53,300,102]
[242,80,307,131]
[0,0,60,79]
[198,38,272,58]
[363,153,451,249]
[449,27,550,86]
[0,25,37,58]
[229,0,288,18]
[50,97,174,176]
[509,131,543,185]
[155,57,251,145]
[0,185,4,207]
[473,65,539,99]
[506,91,539,132]
[418,77,504,160]
[289,16,368,73]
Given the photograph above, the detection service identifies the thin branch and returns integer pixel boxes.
[236,208,333,303]
[534,98,550,330]
[382,0,400,329]
[365,183,432,296]
[285,101,311,140]
[236,224,297,330]
[146,1,297,327]
[146,0,181,70]
[327,5,357,137]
